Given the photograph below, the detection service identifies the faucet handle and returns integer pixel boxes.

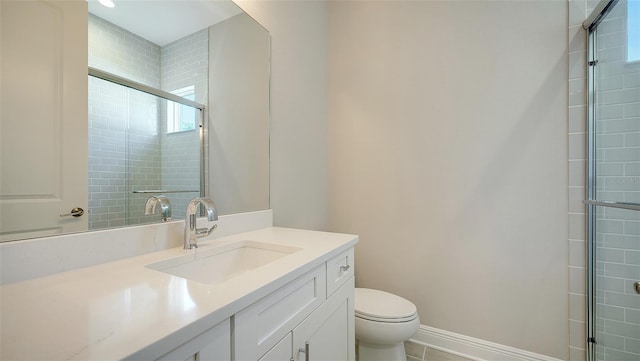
[196,224,218,238]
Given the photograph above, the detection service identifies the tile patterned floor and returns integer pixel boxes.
[405,341,473,361]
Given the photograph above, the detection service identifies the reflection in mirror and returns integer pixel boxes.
[87,75,202,229]
[87,12,207,229]
[0,0,270,242]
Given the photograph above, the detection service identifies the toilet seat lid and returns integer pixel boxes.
[355,288,417,322]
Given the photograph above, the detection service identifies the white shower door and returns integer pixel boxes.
[0,0,88,241]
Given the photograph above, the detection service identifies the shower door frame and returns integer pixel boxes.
[586,21,596,360]
[88,67,207,198]
[584,0,640,360]
[88,67,208,224]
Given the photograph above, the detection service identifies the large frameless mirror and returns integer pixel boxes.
[0,0,270,242]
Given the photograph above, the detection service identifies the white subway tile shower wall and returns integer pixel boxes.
[569,1,640,360]
[88,15,161,88]
[89,78,162,228]
[159,29,208,221]
[88,15,207,228]
[88,15,162,229]
[592,1,640,361]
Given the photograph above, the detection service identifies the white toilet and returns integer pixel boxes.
[354,288,420,361]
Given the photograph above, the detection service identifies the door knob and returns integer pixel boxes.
[634,281,640,295]
[60,207,84,218]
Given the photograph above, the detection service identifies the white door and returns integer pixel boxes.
[0,0,88,241]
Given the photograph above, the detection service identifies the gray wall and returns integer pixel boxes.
[208,13,270,215]
[326,1,569,358]
[236,0,570,359]
[235,0,328,230]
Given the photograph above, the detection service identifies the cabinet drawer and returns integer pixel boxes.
[326,248,354,297]
[235,265,326,360]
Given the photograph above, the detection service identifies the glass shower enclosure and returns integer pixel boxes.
[88,68,205,230]
[584,1,640,360]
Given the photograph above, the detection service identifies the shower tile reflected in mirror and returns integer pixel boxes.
[88,77,202,229]
[88,14,206,229]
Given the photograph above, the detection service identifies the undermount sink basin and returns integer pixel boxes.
[146,240,301,285]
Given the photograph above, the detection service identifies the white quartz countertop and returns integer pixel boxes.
[0,227,358,360]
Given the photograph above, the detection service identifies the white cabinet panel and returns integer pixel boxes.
[157,319,230,361]
[293,277,355,361]
[258,332,293,361]
[235,265,326,360]
[326,248,354,297]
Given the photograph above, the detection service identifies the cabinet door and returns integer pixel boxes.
[292,277,355,361]
[156,319,230,361]
[259,332,293,361]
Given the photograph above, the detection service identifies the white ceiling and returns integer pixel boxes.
[87,0,244,46]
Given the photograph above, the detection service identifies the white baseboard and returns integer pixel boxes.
[410,325,564,361]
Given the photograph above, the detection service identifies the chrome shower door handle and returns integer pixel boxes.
[60,207,84,218]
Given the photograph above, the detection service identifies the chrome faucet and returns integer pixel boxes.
[144,195,172,221]
[184,197,218,250]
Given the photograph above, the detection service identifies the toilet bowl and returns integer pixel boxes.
[355,288,420,361]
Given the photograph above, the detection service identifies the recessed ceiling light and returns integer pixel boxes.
[99,0,115,8]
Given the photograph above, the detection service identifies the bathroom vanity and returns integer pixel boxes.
[0,227,357,360]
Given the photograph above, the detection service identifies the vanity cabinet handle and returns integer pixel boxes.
[340,264,350,272]
[298,342,310,361]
